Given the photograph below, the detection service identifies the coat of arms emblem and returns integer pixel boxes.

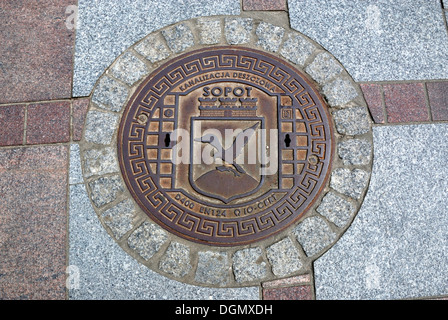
[190,95,266,203]
[118,47,333,246]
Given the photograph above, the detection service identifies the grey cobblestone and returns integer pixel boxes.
[333,106,371,136]
[305,52,344,85]
[135,33,172,63]
[233,247,268,283]
[322,78,359,107]
[256,22,285,52]
[294,216,337,257]
[330,168,369,200]
[195,251,229,286]
[110,51,149,86]
[225,18,254,44]
[266,238,303,277]
[280,32,316,67]
[317,192,355,228]
[162,23,195,53]
[92,76,129,113]
[101,199,136,240]
[83,147,119,178]
[88,175,125,208]
[128,221,168,261]
[84,110,119,145]
[338,138,372,166]
[159,242,192,278]
[197,18,222,45]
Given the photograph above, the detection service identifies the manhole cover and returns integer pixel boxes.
[118,46,334,246]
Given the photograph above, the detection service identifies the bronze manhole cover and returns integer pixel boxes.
[118,46,334,246]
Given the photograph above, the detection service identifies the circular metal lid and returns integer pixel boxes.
[118,46,334,246]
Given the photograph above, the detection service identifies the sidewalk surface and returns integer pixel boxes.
[1,0,448,300]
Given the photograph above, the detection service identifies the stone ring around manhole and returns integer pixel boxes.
[81,17,373,287]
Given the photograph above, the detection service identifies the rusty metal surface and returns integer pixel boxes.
[118,46,334,246]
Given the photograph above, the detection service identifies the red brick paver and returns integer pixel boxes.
[26,101,71,145]
[263,285,313,300]
[0,145,68,300]
[0,105,25,146]
[383,83,430,123]
[427,81,448,121]
[243,0,287,11]
[361,81,448,124]
[72,98,90,141]
[0,0,76,104]
[360,83,385,124]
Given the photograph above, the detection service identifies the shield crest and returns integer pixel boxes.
[190,115,265,204]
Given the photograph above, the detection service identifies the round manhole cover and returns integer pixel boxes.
[118,46,334,246]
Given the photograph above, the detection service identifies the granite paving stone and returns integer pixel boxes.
[101,199,136,240]
[279,32,316,67]
[330,168,369,200]
[262,274,311,288]
[338,138,372,166]
[91,76,129,113]
[233,248,268,283]
[0,146,68,300]
[225,18,254,45]
[197,18,222,45]
[134,33,172,64]
[0,0,75,104]
[69,184,259,300]
[305,52,344,85]
[266,238,303,277]
[69,144,83,185]
[256,22,285,52]
[83,147,120,178]
[73,0,241,97]
[0,105,25,146]
[427,81,448,121]
[322,79,359,107]
[195,251,230,286]
[314,124,448,300]
[316,192,355,228]
[127,221,168,261]
[332,107,371,136]
[162,23,195,54]
[289,0,448,82]
[159,242,192,278]
[383,83,429,123]
[294,216,336,257]
[110,51,149,86]
[26,101,71,145]
[88,174,125,208]
[83,110,119,145]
